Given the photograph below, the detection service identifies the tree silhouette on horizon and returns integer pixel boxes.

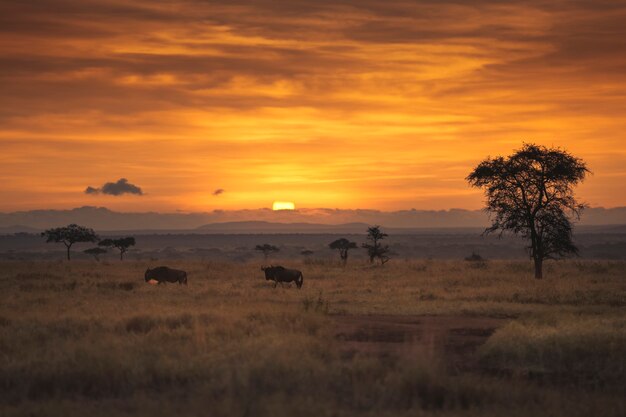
[84,247,107,261]
[41,224,98,260]
[362,226,390,265]
[329,238,357,265]
[255,243,279,260]
[99,237,136,260]
[467,143,589,279]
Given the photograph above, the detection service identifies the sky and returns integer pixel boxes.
[1,0,625,213]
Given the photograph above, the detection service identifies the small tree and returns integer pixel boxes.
[255,243,279,260]
[467,143,589,279]
[300,250,314,257]
[362,226,390,265]
[84,247,107,261]
[464,252,485,262]
[99,237,136,260]
[41,224,98,260]
[329,238,357,265]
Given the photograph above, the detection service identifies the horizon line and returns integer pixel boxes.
[2,205,626,215]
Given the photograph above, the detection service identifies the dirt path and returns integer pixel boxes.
[333,315,508,372]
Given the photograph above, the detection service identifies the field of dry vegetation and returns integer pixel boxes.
[0,258,624,416]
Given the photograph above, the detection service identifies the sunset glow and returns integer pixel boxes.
[1,1,625,212]
[273,202,296,211]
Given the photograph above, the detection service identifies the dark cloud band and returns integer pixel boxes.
[85,178,143,196]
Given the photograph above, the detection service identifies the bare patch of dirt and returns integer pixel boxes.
[333,315,507,373]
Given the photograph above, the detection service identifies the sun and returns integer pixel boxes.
[272,201,295,211]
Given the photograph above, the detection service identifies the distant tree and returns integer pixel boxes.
[464,252,485,262]
[362,226,390,265]
[84,247,107,261]
[255,243,279,260]
[300,249,314,257]
[467,143,589,279]
[41,224,98,260]
[99,237,136,260]
[329,238,358,265]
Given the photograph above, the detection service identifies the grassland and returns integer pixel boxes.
[0,259,624,416]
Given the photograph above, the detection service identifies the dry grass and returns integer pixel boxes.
[0,259,624,416]
[479,313,626,385]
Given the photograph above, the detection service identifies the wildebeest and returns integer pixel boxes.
[145,266,188,285]
[261,265,303,289]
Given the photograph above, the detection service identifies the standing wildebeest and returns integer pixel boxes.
[145,266,188,285]
[261,265,303,289]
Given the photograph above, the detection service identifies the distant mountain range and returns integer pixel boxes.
[0,225,41,234]
[0,206,625,234]
[196,221,373,234]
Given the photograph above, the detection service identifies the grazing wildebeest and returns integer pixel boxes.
[261,265,303,289]
[145,266,188,285]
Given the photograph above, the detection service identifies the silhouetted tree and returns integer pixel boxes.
[84,247,107,261]
[41,224,98,260]
[99,237,136,260]
[467,143,589,279]
[329,238,357,265]
[255,243,279,260]
[464,252,485,262]
[362,226,390,265]
[300,250,314,257]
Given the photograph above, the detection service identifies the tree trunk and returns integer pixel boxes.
[529,225,541,279]
[66,244,71,261]
[534,257,543,279]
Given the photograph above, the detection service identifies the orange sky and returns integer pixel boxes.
[1,0,625,212]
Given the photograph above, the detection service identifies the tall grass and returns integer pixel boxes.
[479,313,626,386]
[0,259,624,416]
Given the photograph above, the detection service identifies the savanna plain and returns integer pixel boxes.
[0,258,624,417]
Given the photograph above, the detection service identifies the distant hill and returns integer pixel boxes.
[0,225,40,235]
[196,221,373,234]
[0,206,625,232]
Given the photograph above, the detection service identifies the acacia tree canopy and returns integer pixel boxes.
[41,224,98,260]
[467,143,589,279]
[255,243,279,260]
[84,247,107,261]
[329,238,358,264]
[99,237,136,260]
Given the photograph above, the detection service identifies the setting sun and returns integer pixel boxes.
[1,2,626,416]
[272,201,295,211]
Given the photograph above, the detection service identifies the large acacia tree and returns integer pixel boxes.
[41,224,98,260]
[467,143,589,279]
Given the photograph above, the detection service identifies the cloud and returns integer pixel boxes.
[2,0,626,211]
[85,178,144,196]
[213,188,225,196]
